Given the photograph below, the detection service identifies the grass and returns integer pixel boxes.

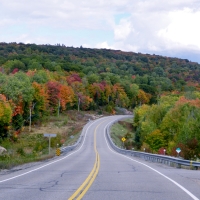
[110,118,134,149]
[0,113,85,170]
[110,123,127,147]
[0,133,53,169]
[63,131,81,146]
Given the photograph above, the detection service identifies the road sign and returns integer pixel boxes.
[44,133,57,154]
[56,148,61,156]
[176,147,181,154]
[121,137,126,142]
[44,133,57,137]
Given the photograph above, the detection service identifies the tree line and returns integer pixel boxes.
[133,94,200,159]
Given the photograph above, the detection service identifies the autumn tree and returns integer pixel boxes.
[3,59,26,74]
[60,84,75,110]
[46,81,61,113]
[32,82,49,119]
[0,94,12,139]
[1,72,34,131]
[46,81,75,114]
[145,129,165,153]
[137,89,151,105]
[113,83,129,108]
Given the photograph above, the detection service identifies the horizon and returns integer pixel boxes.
[1,41,199,64]
[1,1,200,64]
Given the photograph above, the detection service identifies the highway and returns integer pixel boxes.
[0,115,200,200]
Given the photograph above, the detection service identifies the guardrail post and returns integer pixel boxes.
[176,163,181,168]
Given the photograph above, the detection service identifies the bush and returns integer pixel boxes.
[17,147,25,156]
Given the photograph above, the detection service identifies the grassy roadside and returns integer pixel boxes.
[0,111,90,170]
[110,118,134,150]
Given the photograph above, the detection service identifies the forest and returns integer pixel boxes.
[0,42,200,159]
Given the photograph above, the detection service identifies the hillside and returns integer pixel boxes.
[0,42,200,160]
[0,42,200,86]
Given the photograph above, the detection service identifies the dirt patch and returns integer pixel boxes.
[25,111,104,137]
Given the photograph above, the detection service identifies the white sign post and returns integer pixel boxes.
[44,133,57,154]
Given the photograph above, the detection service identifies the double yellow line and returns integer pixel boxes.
[68,124,101,200]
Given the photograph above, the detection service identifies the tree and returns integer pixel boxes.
[46,81,61,113]
[2,72,34,103]
[0,94,12,138]
[32,82,49,114]
[77,92,93,111]
[46,81,75,113]
[1,72,34,131]
[137,89,151,105]
[87,73,100,84]
[153,67,165,77]
[66,72,82,85]
[113,84,129,108]
[60,84,75,110]
[28,59,42,70]
[89,83,105,106]
[30,70,50,84]
[145,129,165,152]
[3,59,26,74]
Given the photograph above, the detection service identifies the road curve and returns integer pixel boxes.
[0,115,200,200]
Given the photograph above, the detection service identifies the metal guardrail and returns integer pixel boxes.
[106,123,200,170]
[59,115,133,155]
[58,116,200,169]
[60,135,84,154]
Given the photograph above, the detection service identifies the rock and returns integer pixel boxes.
[115,107,133,115]
[0,146,7,155]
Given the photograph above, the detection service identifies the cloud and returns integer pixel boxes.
[95,41,112,49]
[158,8,200,49]
[114,18,133,40]
[0,0,200,62]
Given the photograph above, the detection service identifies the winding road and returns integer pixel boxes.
[0,115,200,200]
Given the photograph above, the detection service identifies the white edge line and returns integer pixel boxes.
[104,120,199,200]
[0,117,109,183]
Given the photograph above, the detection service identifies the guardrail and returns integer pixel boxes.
[106,123,200,170]
[60,134,84,154]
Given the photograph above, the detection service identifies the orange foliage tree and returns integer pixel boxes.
[137,89,151,105]
[46,81,75,113]
[60,84,75,110]
[32,82,49,112]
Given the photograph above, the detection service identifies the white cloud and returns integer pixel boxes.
[114,18,133,40]
[115,43,139,53]
[0,0,200,62]
[158,8,200,49]
[95,41,112,49]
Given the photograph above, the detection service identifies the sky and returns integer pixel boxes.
[0,0,200,63]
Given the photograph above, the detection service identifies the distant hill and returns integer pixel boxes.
[0,42,200,86]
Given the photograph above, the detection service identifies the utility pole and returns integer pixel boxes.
[78,97,80,112]
[58,99,60,117]
[29,102,36,132]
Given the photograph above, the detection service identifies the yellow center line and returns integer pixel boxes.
[68,122,103,200]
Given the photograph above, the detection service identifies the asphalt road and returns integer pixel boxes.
[0,115,200,200]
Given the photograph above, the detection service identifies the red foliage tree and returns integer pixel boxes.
[46,81,61,111]
[66,73,82,85]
